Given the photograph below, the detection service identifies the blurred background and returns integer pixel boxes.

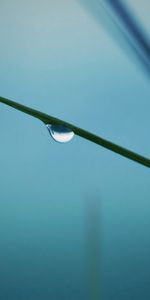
[0,0,150,299]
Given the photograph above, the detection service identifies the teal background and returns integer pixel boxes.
[0,0,150,299]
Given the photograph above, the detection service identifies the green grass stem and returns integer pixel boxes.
[0,96,150,168]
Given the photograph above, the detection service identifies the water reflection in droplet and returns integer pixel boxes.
[46,124,74,143]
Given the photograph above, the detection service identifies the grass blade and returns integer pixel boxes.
[0,96,150,168]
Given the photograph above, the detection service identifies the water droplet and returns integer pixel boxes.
[46,124,74,143]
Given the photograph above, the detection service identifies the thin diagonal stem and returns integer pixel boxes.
[0,96,150,168]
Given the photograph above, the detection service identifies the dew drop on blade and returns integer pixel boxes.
[46,124,74,143]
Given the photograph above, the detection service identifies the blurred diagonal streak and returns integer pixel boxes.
[78,0,150,75]
[106,0,150,72]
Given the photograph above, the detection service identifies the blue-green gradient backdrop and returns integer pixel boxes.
[0,0,150,299]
